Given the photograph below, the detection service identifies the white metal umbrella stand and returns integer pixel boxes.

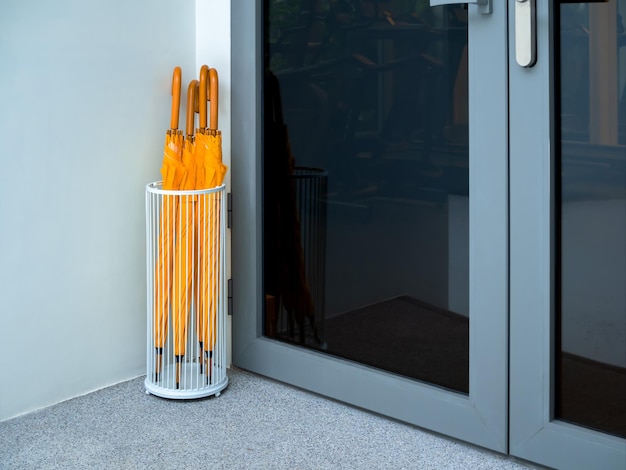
[145,182,228,399]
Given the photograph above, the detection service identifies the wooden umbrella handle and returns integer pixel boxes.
[199,65,209,129]
[170,67,182,130]
[186,79,199,138]
[209,68,219,131]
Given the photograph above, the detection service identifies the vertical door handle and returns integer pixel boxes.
[515,0,536,67]
[429,0,492,15]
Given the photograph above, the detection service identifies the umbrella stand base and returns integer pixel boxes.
[144,362,228,400]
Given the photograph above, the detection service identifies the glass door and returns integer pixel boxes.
[264,3,473,394]
[509,1,626,468]
[232,1,626,467]
[232,0,509,453]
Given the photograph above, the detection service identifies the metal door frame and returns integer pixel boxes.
[508,1,626,467]
[231,2,509,453]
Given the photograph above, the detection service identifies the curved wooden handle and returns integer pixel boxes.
[198,65,209,129]
[186,79,199,138]
[170,66,182,130]
[209,68,219,130]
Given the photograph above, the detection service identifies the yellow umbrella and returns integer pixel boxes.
[194,65,227,383]
[153,66,183,382]
[170,78,199,388]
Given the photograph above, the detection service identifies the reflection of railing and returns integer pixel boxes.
[267,167,328,347]
[292,167,328,345]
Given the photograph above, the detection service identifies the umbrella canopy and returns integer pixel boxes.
[170,78,199,388]
[194,65,227,383]
[161,67,185,190]
[153,66,183,381]
[196,66,226,188]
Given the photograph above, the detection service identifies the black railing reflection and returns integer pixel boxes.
[265,168,328,348]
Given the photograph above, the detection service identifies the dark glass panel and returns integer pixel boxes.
[263,1,469,393]
[556,1,626,438]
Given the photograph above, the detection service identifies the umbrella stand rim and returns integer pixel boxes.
[147,181,225,196]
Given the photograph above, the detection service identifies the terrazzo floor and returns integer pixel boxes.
[0,367,540,470]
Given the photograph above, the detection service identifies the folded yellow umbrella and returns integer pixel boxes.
[194,65,227,383]
[153,66,183,381]
[170,78,199,388]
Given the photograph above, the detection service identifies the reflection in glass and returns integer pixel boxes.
[557,1,626,438]
[263,1,469,393]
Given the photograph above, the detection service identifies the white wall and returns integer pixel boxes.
[0,0,197,421]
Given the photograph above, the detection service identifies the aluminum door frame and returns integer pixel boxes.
[232,2,509,453]
[508,1,626,468]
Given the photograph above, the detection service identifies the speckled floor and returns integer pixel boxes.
[0,368,538,470]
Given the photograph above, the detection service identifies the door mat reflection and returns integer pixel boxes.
[324,296,469,393]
